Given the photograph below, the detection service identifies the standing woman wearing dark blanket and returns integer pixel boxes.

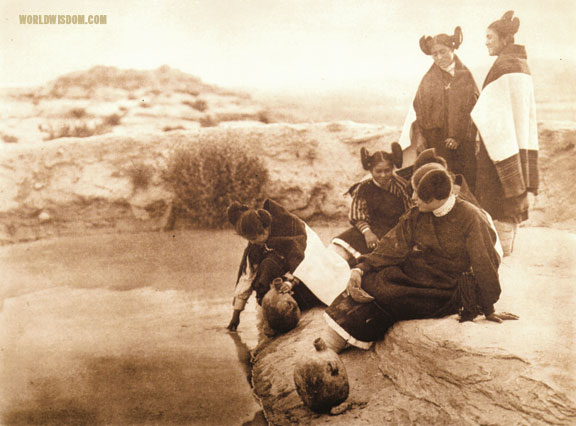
[411,26,480,193]
[471,11,539,256]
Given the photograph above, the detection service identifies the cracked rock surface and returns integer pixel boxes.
[251,227,576,426]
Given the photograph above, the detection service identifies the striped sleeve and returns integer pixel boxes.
[349,190,371,233]
[388,174,414,211]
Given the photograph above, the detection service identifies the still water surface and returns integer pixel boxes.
[0,229,298,425]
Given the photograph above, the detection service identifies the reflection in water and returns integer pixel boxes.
[0,231,296,425]
[229,330,253,383]
[228,331,269,426]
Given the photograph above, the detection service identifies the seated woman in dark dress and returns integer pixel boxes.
[331,143,412,267]
[320,165,518,353]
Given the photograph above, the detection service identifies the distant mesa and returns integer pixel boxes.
[43,65,249,99]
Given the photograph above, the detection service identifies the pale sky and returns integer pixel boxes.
[1,0,575,93]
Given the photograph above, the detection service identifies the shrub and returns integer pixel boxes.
[69,107,87,119]
[183,99,208,112]
[163,125,186,132]
[40,122,103,140]
[163,137,268,228]
[258,110,272,124]
[1,133,18,143]
[127,162,154,190]
[103,113,122,126]
[199,115,219,127]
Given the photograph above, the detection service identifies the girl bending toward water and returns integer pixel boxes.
[227,199,349,333]
[331,143,412,267]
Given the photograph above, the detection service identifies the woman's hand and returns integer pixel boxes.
[227,310,241,331]
[278,280,293,294]
[346,269,374,303]
[445,138,461,150]
[485,312,519,323]
[364,230,379,250]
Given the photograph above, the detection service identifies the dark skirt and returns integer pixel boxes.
[332,227,369,259]
[332,225,393,259]
[325,265,458,346]
[292,282,323,311]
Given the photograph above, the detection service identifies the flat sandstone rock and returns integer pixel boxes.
[251,227,576,425]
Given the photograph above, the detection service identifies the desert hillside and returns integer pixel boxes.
[0,66,575,426]
[0,65,293,146]
[0,66,575,245]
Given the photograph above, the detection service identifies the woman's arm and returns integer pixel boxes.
[349,187,379,249]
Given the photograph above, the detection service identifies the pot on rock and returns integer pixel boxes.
[293,337,349,412]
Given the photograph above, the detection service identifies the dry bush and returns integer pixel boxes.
[41,111,124,140]
[103,113,122,127]
[126,162,154,190]
[257,110,272,124]
[68,108,87,119]
[40,120,110,140]
[1,133,19,143]
[163,137,268,227]
[163,125,186,132]
[199,115,219,127]
[182,99,208,112]
[40,122,101,140]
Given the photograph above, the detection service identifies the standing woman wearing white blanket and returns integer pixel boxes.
[471,10,539,256]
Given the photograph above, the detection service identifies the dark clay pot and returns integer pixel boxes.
[293,337,349,413]
[262,279,301,333]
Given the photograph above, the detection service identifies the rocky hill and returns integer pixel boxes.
[0,65,291,146]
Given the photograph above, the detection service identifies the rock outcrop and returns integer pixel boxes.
[2,120,574,245]
[0,122,399,244]
[251,227,576,425]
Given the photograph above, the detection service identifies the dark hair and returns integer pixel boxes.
[413,148,448,171]
[360,142,403,171]
[419,27,463,55]
[488,10,519,45]
[412,165,452,202]
[227,201,272,240]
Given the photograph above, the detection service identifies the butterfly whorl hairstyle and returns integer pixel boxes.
[488,10,520,45]
[360,142,403,171]
[419,26,463,55]
[227,201,272,240]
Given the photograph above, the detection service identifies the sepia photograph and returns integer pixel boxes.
[1,0,575,425]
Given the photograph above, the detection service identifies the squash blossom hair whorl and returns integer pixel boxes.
[489,10,520,36]
[488,10,519,45]
[360,142,403,171]
[227,202,272,240]
[412,164,453,202]
[413,148,448,171]
[419,26,463,55]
